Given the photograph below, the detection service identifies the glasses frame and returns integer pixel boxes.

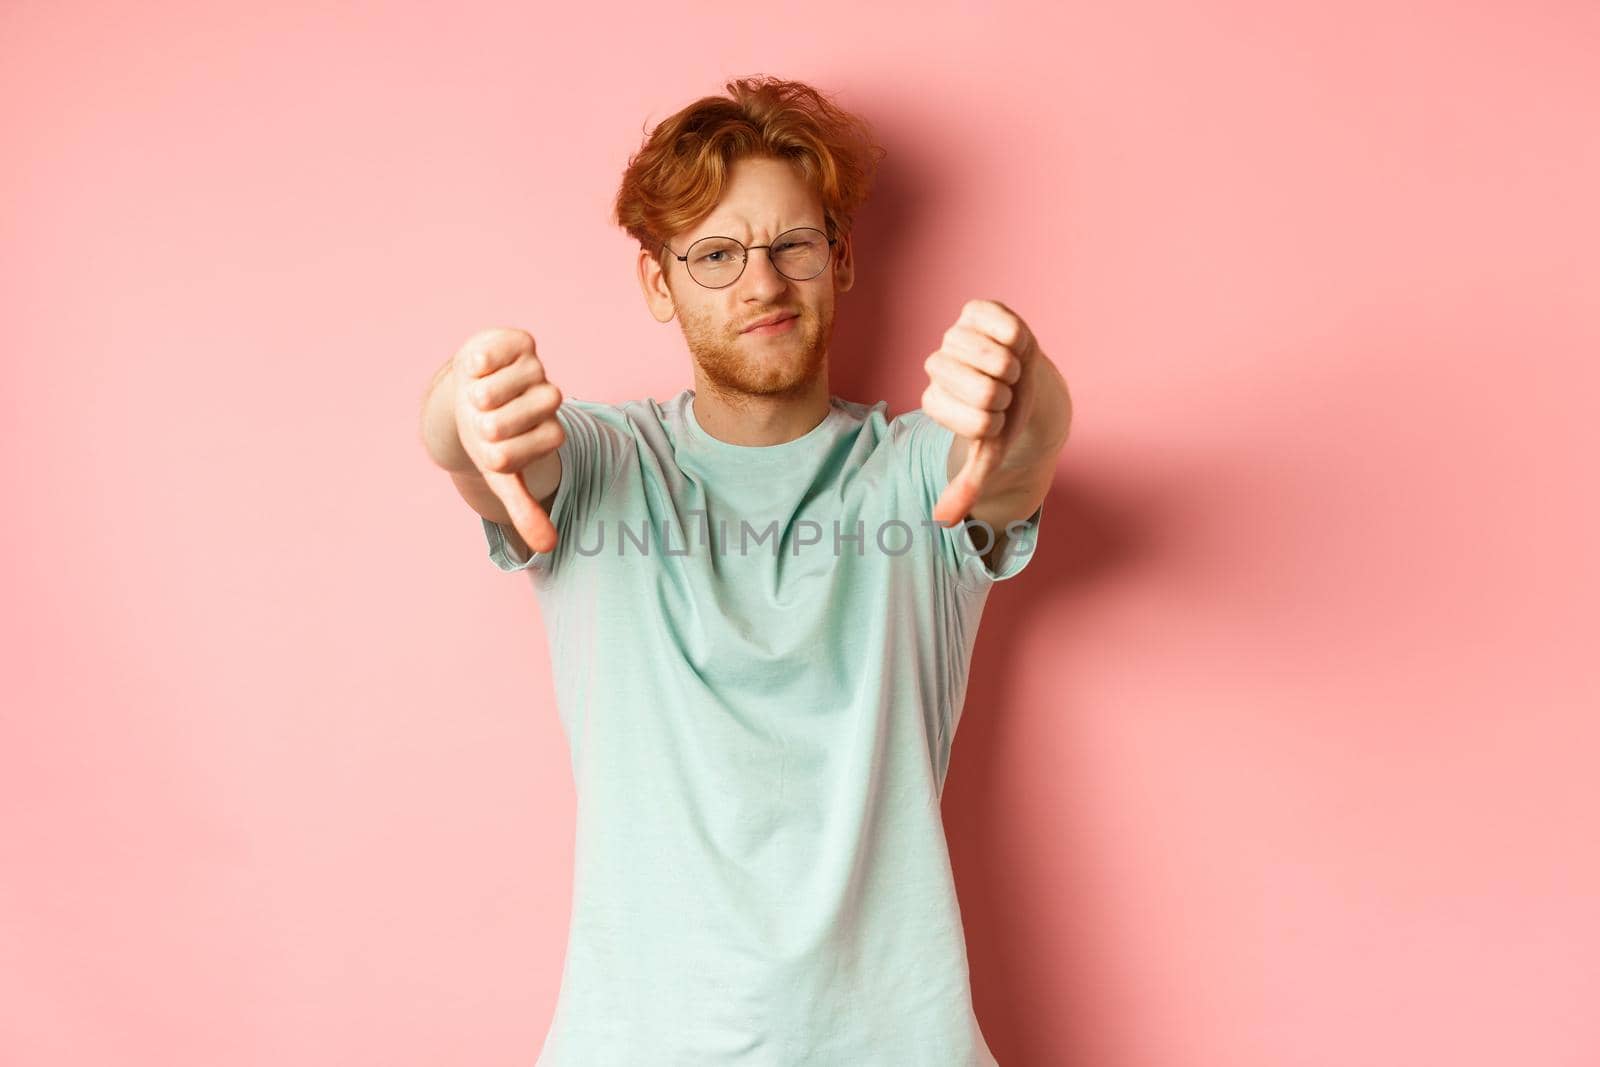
[658,226,838,289]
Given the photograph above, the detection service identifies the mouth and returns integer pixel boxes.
[741,312,800,335]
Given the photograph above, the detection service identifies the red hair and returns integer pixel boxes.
[613,75,887,266]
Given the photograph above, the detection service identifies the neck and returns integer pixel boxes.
[689,374,832,446]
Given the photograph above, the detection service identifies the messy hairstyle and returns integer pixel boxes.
[613,75,887,267]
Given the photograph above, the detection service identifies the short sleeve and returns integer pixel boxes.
[480,398,630,574]
[893,409,1045,591]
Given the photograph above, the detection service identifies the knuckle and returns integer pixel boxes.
[478,412,499,440]
[482,325,533,348]
[461,326,537,373]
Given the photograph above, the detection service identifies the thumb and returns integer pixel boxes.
[933,436,1003,527]
[486,468,558,555]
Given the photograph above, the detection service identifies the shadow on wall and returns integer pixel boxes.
[944,472,1156,1064]
[828,109,1141,1062]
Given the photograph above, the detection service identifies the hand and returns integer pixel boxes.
[921,299,1041,527]
[451,328,566,554]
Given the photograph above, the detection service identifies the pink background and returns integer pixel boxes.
[4,2,1597,1064]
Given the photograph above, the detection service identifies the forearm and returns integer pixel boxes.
[419,357,476,472]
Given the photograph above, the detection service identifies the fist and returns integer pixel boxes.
[921,299,1040,526]
[452,327,566,554]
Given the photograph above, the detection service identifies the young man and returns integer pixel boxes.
[419,76,1071,1066]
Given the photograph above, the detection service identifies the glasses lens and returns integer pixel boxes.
[770,228,830,281]
[686,237,745,288]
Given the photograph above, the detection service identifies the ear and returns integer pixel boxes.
[832,230,855,294]
[637,245,678,323]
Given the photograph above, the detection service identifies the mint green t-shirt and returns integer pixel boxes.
[481,388,1043,1066]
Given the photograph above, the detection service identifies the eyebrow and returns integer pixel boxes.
[691,220,821,242]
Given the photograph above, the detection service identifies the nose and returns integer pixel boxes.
[738,247,790,302]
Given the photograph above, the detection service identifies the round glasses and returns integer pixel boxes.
[660,226,837,289]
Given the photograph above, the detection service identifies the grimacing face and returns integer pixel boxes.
[638,155,855,399]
